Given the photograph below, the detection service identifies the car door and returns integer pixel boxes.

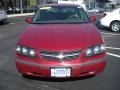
[115,8,120,21]
[119,8,120,21]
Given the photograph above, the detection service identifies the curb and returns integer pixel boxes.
[7,13,34,18]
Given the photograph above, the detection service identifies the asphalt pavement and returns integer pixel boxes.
[0,15,120,90]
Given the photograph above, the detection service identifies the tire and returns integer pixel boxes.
[0,19,8,24]
[110,21,120,32]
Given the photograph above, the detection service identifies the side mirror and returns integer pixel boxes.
[25,17,32,23]
[89,16,96,23]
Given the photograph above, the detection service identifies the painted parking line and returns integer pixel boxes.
[106,46,120,58]
[13,17,24,19]
[9,22,24,24]
[9,23,15,25]
[101,32,120,36]
[106,47,120,50]
[107,53,120,58]
[9,21,25,25]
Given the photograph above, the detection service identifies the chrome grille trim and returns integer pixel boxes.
[40,50,81,60]
[15,58,106,67]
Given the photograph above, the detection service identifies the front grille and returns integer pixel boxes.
[40,50,81,61]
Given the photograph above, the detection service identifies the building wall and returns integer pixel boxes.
[58,0,87,10]
[109,0,120,4]
[3,0,118,14]
[3,0,45,14]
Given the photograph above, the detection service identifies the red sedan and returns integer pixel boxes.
[15,4,107,78]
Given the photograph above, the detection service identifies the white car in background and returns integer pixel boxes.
[0,10,7,23]
[0,2,7,23]
[100,8,120,32]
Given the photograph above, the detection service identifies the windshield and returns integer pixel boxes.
[32,6,89,24]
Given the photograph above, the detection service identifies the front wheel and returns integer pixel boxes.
[110,21,120,32]
[0,19,8,24]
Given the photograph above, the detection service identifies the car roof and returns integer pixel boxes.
[39,3,81,8]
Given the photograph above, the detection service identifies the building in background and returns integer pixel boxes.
[1,0,119,15]
[58,0,87,11]
[109,0,120,8]
[109,0,120,4]
[2,0,38,14]
[86,0,110,9]
[2,0,57,14]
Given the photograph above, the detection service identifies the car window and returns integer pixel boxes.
[32,6,89,24]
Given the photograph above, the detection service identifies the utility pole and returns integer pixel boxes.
[12,0,15,14]
[4,0,7,13]
[89,0,91,8]
[20,0,23,13]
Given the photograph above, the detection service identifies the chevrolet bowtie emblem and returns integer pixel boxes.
[56,53,65,59]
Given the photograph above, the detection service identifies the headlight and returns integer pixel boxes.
[85,44,106,57]
[29,49,36,57]
[16,45,37,57]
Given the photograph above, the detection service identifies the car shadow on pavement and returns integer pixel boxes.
[95,23,110,32]
[0,21,9,25]
[22,75,95,82]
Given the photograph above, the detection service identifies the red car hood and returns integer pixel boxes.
[18,23,103,50]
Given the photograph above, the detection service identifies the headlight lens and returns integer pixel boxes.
[94,46,100,54]
[22,47,28,55]
[29,49,36,57]
[16,45,37,57]
[85,44,106,57]
[16,45,21,52]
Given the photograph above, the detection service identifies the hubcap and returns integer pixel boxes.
[112,23,120,32]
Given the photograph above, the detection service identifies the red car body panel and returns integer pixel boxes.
[16,60,106,77]
[15,4,107,78]
[19,24,102,50]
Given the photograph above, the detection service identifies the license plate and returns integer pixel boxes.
[51,68,71,77]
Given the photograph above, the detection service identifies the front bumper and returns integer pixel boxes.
[100,19,110,28]
[0,18,7,22]
[0,15,7,22]
[15,58,107,78]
